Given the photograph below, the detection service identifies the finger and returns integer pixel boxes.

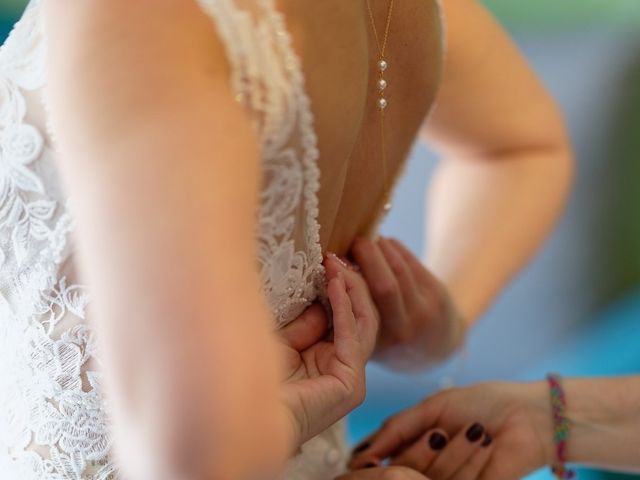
[336,466,428,480]
[324,252,350,280]
[350,404,442,469]
[327,254,379,340]
[344,275,380,359]
[342,266,378,326]
[342,273,380,364]
[350,237,406,326]
[426,423,486,480]
[451,434,493,480]
[279,303,329,351]
[390,429,449,473]
[328,272,359,360]
[386,237,450,316]
[386,237,436,287]
[345,272,378,325]
[335,467,384,480]
[377,237,420,307]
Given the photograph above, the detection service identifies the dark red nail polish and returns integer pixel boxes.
[352,442,370,454]
[482,433,493,447]
[466,423,485,442]
[428,432,447,450]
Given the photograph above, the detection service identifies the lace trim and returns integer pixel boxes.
[260,0,325,297]
[197,0,327,325]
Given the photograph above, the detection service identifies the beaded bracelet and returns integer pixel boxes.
[546,373,576,479]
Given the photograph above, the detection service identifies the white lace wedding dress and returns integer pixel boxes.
[0,0,353,478]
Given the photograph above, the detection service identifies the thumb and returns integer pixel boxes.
[279,303,329,352]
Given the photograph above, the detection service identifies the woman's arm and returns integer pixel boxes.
[561,376,640,470]
[44,1,290,478]
[352,377,640,477]
[422,0,574,323]
[347,0,574,368]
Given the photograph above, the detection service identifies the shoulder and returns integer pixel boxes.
[42,0,232,83]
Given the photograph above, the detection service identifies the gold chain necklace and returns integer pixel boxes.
[366,0,395,213]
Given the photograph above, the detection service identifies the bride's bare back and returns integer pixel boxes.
[281,0,444,253]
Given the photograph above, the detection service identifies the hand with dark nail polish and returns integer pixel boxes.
[349,382,552,478]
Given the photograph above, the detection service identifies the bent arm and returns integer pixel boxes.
[421,0,574,323]
[44,1,290,478]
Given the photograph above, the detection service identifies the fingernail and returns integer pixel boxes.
[352,442,370,454]
[481,433,493,447]
[328,252,348,269]
[364,462,378,468]
[466,423,485,442]
[428,432,447,450]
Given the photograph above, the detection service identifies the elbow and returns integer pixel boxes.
[157,400,291,480]
[543,108,575,208]
[115,375,292,480]
[110,317,292,480]
[509,101,576,211]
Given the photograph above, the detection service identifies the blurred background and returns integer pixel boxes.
[2,1,639,479]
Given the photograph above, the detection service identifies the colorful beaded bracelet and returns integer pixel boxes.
[547,373,576,479]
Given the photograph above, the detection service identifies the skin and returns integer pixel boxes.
[420,0,573,325]
[42,0,572,478]
[343,0,574,370]
[350,377,640,479]
[279,254,380,450]
[338,467,430,480]
[44,1,292,478]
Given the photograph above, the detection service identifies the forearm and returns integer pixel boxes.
[423,145,572,323]
[563,376,640,471]
[420,0,574,326]
[526,377,640,473]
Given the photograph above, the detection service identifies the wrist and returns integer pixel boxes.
[430,273,469,347]
[562,376,640,469]
[521,380,557,468]
[527,376,639,471]
[279,403,304,459]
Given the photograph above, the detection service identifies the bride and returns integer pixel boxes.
[0,0,572,478]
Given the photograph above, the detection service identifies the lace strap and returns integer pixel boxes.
[195,0,302,149]
[195,0,326,326]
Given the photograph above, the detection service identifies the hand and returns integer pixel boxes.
[347,236,466,369]
[336,466,429,479]
[278,253,380,451]
[350,382,555,480]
